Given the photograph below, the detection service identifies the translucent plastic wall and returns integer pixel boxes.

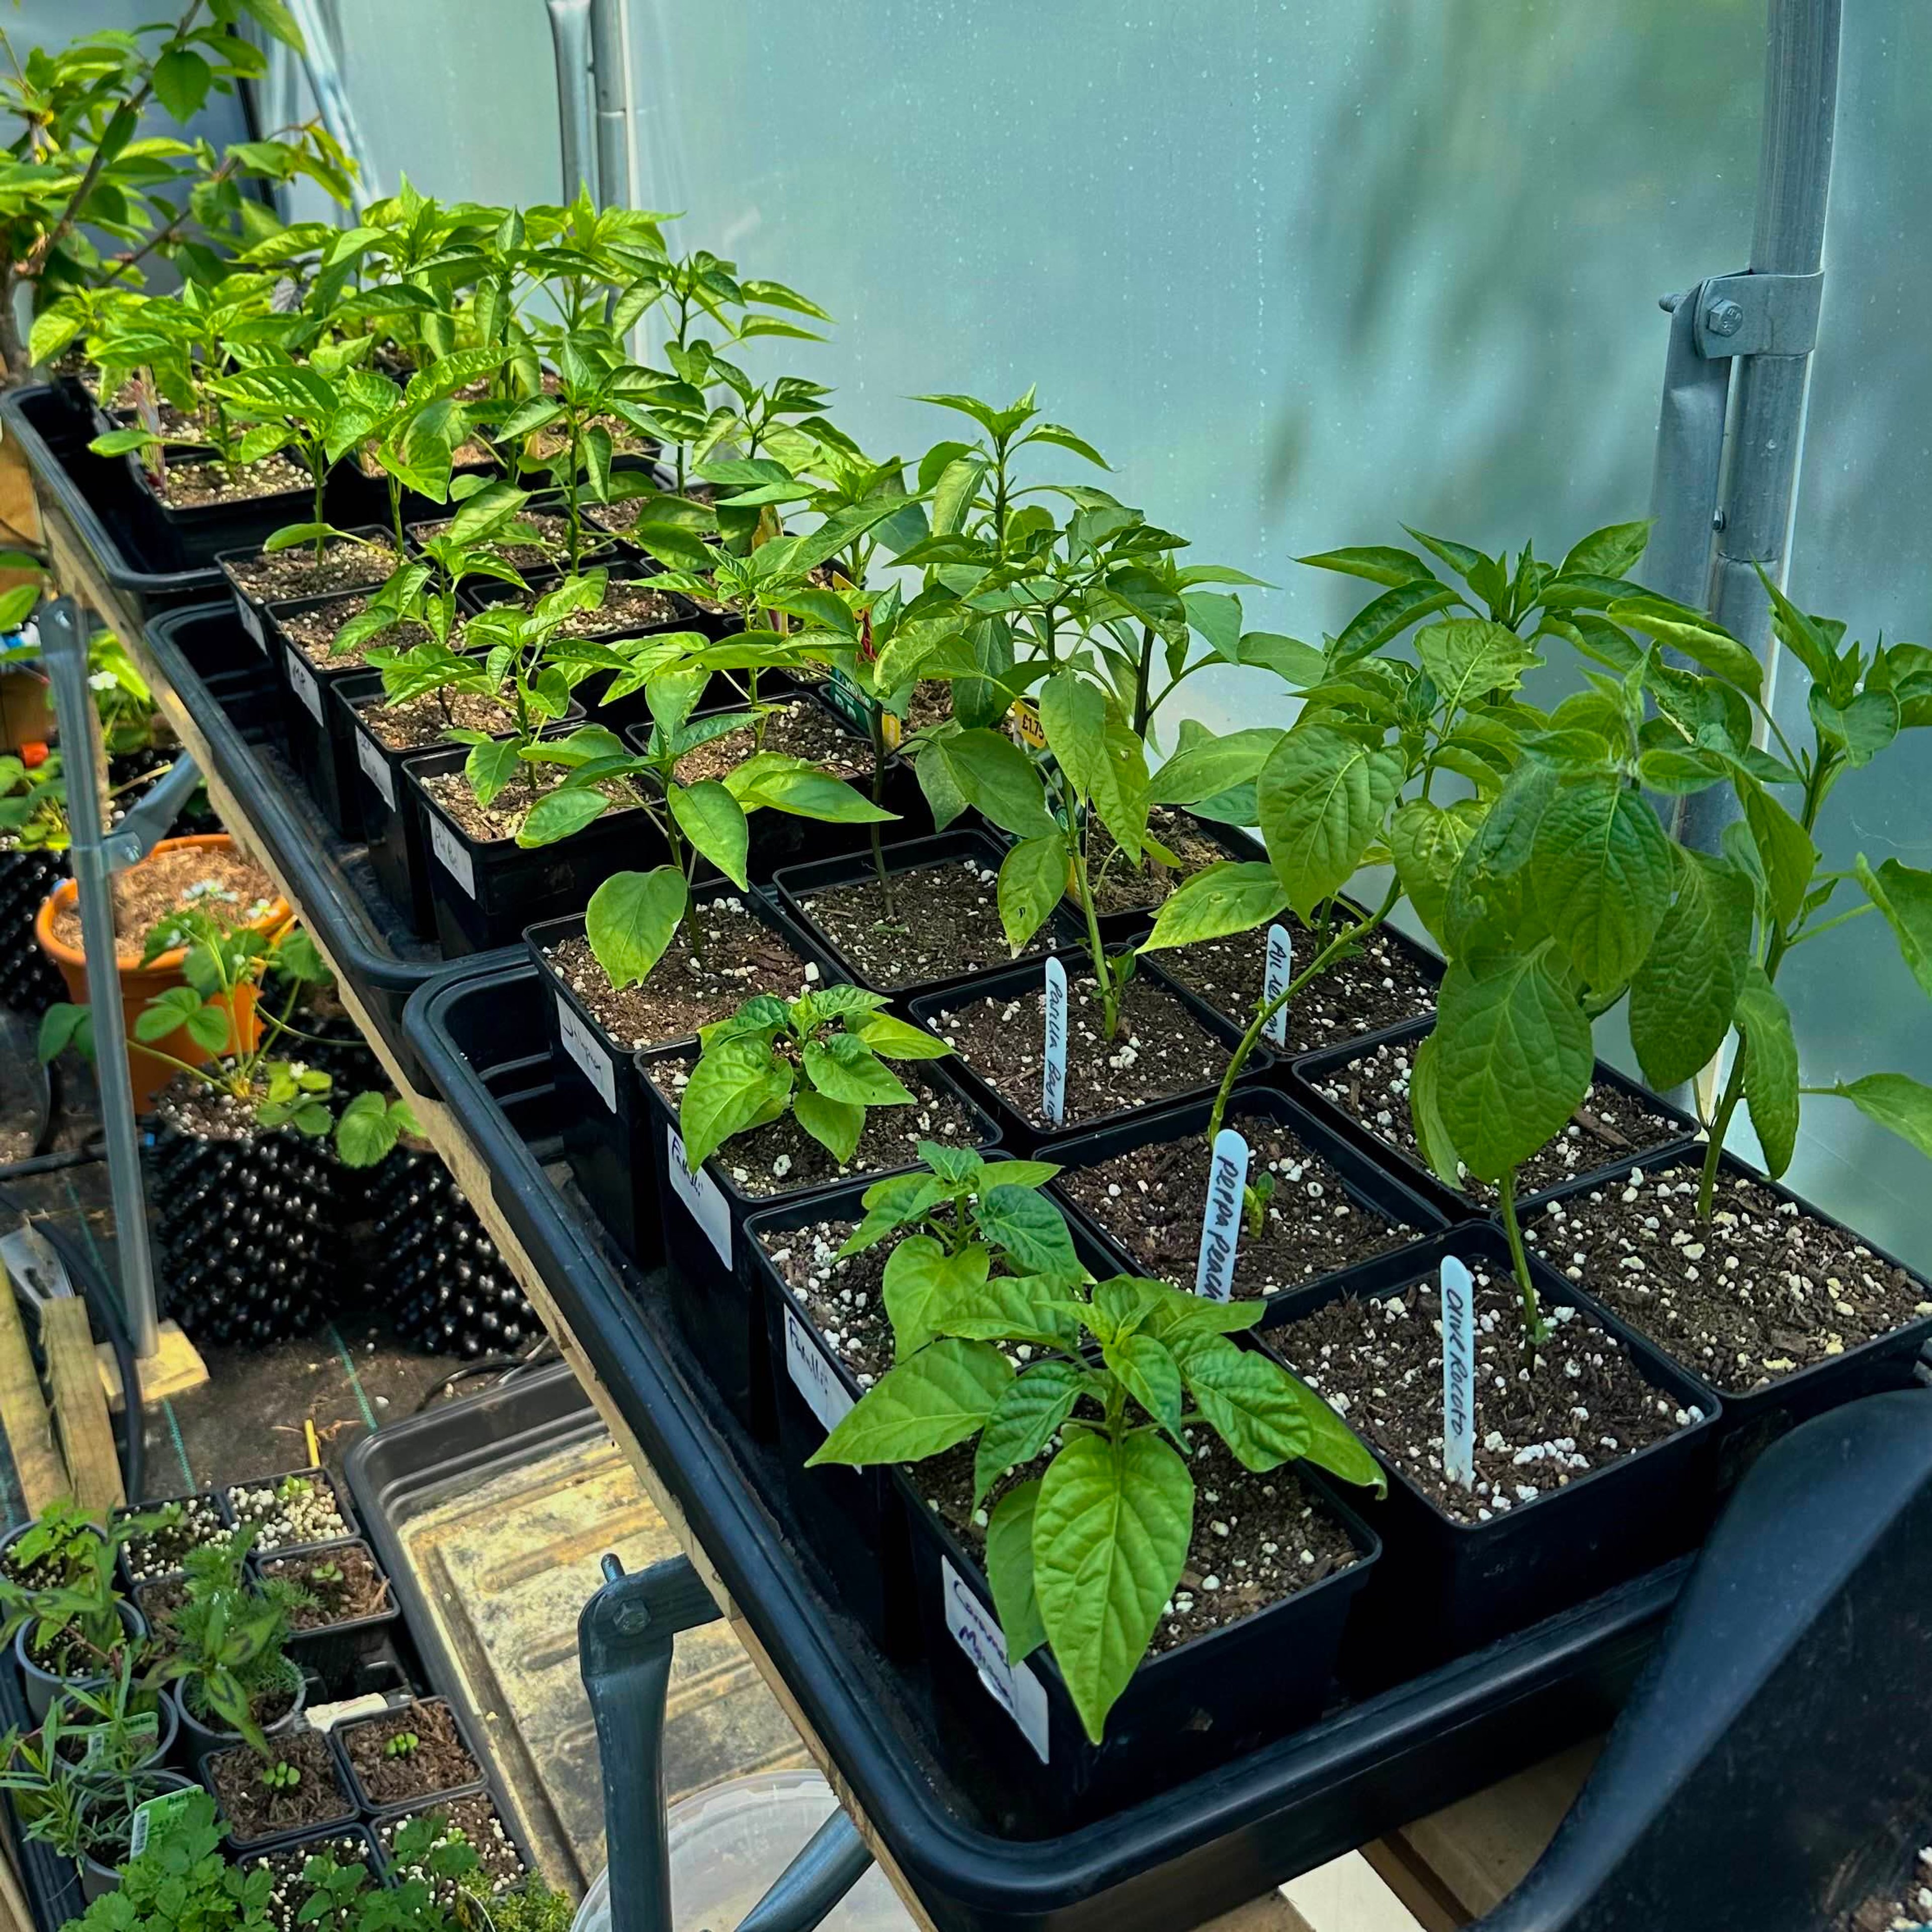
[316,0,1929,1260]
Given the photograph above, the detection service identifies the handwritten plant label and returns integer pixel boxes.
[784,1307,854,1435]
[665,1125,732,1266]
[1041,955,1068,1126]
[1194,1128,1251,1302]
[1440,1255,1476,1489]
[355,726,395,809]
[285,647,324,725]
[427,812,475,897]
[234,593,266,650]
[556,995,617,1111]
[941,1557,1050,1762]
[1263,923,1293,1046]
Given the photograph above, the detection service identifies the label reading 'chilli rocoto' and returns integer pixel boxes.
[1194,1128,1251,1303]
[1041,955,1068,1126]
[1440,1255,1476,1489]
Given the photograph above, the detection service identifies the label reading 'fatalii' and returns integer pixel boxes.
[1439,1255,1476,1489]
[1194,1128,1251,1302]
[1263,923,1294,1047]
[1041,955,1068,1126]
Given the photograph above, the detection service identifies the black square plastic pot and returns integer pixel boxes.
[636,1042,1000,1436]
[200,1718,357,1855]
[222,1466,360,1555]
[525,888,843,1263]
[406,750,662,956]
[1251,1223,1722,1683]
[1525,1147,1932,1497]
[894,1397,1382,1829]
[1037,1085,1448,1308]
[1285,1022,1703,1223]
[770,829,1086,1006]
[330,1695,488,1816]
[623,689,926,887]
[744,1164,1119,1663]
[262,594,382,839]
[255,1536,401,1699]
[115,1488,235,1590]
[907,953,1275,1156]
[127,452,318,571]
[216,526,397,660]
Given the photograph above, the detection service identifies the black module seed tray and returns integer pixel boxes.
[404,958,1696,1932]
[140,601,517,1094]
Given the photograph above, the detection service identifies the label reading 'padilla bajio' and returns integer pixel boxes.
[1194,1129,1251,1302]
[1440,1255,1477,1489]
[1263,923,1294,1046]
[1041,955,1068,1126]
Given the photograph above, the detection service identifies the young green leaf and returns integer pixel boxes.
[1389,798,1485,952]
[985,1480,1048,1663]
[791,1085,864,1163]
[586,868,688,989]
[807,1338,1013,1466]
[1414,618,1541,711]
[1138,861,1288,953]
[1256,726,1404,920]
[849,1011,954,1061]
[997,835,1067,954]
[974,1367,1090,1507]
[1737,779,1819,929]
[668,780,750,889]
[679,1036,793,1171]
[974,1184,1080,1277]
[801,1035,913,1106]
[1819,1071,1932,1162]
[883,1237,990,1358]
[1629,849,1754,1091]
[1032,1430,1193,1744]
[1530,775,1675,992]
[1855,855,1932,997]
[1734,964,1799,1177]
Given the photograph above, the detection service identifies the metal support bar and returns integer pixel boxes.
[99,756,202,874]
[589,0,632,213]
[36,599,160,1361]
[578,1552,876,1932]
[546,0,599,203]
[1646,287,1730,616]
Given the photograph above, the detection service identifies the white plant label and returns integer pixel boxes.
[1440,1255,1477,1489]
[427,812,475,897]
[1194,1128,1251,1302]
[285,647,323,725]
[784,1307,854,1435]
[941,1558,1050,1763]
[665,1125,732,1267]
[354,727,395,809]
[555,994,616,1111]
[234,594,265,650]
[1041,955,1068,1126]
[1263,923,1294,1047]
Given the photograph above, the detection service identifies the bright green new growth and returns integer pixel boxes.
[677,987,952,1175]
[258,1759,300,1791]
[383,1730,420,1760]
[811,1162,1383,1743]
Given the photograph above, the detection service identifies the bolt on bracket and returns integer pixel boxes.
[1693,268,1824,360]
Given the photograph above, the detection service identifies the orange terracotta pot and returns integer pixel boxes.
[34,833,293,1114]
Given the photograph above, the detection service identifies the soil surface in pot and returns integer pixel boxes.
[1843,1846,1932,1931]
[1083,808,1237,917]
[1308,1036,1689,1201]
[796,853,1072,990]
[119,1496,226,1583]
[225,1474,349,1551]
[153,1081,293,1143]
[1263,1264,1704,1525]
[225,537,400,604]
[648,1058,985,1198]
[540,904,813,1050]
[261,1546,391,1628]
[1160,915,1437,1053]
[491,580,682,640]
[378,1795,526,1896]
[245,1833,375,1931]
[342,1701,481,1806]
[921,1429,1361,1654]
[208,1730,353,1844]
[277,595,436,671]
[22,1620,138,1680]
[1057,1110,1425,1301]
[131,1577,190,1654]
[930,969,1231,1134]
[50,843,279,960]
[359,687,517,753]
[1529,1162,1932,1397]
[154,455,309,509]
[418,767,631,844]
[759,1215,896,1389]
[673,697,870,787]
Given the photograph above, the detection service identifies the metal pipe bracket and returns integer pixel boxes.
[1694,268,1825,359]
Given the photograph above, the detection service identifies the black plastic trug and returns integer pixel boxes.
[404,961,1695,1932]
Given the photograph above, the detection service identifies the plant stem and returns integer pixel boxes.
[1498,1167,1546,1364]
[1067,832,1116,1040]
[867,705,892,912]
[1205,881,1399,1140]
[1130,622,1154,740]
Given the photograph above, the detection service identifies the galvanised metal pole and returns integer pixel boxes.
[1678,0,1841,852]
[589,0,633,213]
[546,0,599,202]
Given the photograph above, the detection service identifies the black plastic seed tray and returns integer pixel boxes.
[2,384,225,623]
[403,956,1695,1932]
[140,601,514,1093]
